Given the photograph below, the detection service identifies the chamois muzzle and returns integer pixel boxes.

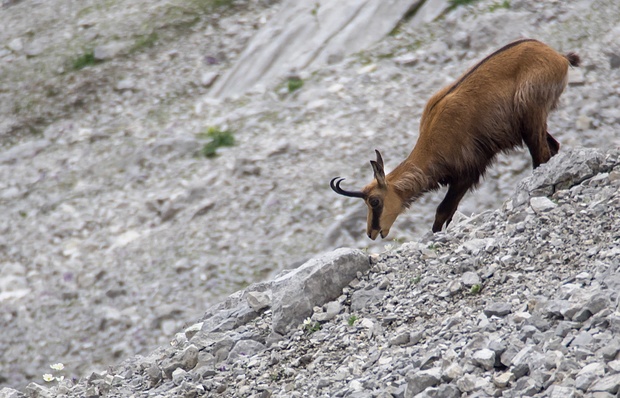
[330,177,366,198]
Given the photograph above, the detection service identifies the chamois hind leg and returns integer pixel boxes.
[521,114,552,169]
[432,182,470,233]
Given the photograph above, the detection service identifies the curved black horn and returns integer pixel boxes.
[374,149,384,169]
[330,177,366,198]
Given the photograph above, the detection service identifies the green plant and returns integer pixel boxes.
[199,127,235,158]
[287,76,304,93]
[131,32,158,53]
[470,284,482,295]
[303,317,321,334]
[489,0,510,11]
[449,0,479,9]
[71,50,101,70]
[411,275,421,285]
[311,2,319,16]
[347,315,358,326]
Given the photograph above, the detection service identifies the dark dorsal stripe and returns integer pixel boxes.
[430,39,538,110]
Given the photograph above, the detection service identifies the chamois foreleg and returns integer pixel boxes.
[432,181,471,233]
[546,132,560,156]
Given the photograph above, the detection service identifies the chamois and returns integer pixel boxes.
[331,39,580,240]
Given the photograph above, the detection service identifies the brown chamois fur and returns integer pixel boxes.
[331,39,580,240]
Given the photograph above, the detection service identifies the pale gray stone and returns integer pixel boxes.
[94,41,127,60]
[0,139,49,164]
[227,340,266,363]
[246,291,272,312]
[405,367,441,397]
[530,196,557,212]
[548,385,576,398]
[389,332,410,346]
[461,271,480,287]
[589,374,620,393]
[472,349,496,370]
[314,300,342,322]
[484,302,512,317]
[271,248,369,334]
[0,388,26,398]
[7,37,23,52]
[351,287,385,311]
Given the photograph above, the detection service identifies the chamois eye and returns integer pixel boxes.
[369,198,381,208]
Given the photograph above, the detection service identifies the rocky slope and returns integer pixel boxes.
[1,0,620,394]
[5,147,620,397]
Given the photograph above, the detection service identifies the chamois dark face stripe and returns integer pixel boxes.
[371,204,382,232]
[430,39,538,111]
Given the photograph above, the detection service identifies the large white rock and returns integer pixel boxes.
[210,0,421,98]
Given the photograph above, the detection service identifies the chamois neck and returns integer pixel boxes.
[386,159,436,205]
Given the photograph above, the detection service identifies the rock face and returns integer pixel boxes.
[2,0,620,394]
[6,147,619,398]
[209,0,421,98]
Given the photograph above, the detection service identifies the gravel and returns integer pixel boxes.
[5,146,616,398]
[1,0,620,395]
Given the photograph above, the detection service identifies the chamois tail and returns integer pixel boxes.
[565,52,580,67]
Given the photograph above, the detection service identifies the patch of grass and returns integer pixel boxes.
[190,0,235,13]
[470,284,482,295]
[131,32,158,53]
[449,0,480,9]
[489,0,510,11]
[71,49,102,70]
[347,315,358,326]
[287,76,304,93]
[199,127,235,158]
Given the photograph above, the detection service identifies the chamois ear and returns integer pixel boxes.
[370,159,386,189]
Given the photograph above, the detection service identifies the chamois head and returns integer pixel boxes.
[331,150,404,240]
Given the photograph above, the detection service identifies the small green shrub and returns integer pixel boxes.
[470,284,482,295]
[72,50,101,70]
[287,76,304,93]
[303,318,321,334]
[489,0,510,11]
[411,275,421,285]
[200,127,235,158]
[347,315,358,326]
[131,32,158,52]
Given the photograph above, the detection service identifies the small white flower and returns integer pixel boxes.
[303,317,312,326]
[43,374,54,382]
[56,376,65,382]
[384,244,394,252]
[50,363,65,371]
